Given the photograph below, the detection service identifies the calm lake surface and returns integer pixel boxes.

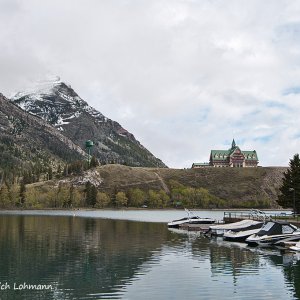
[0,210,299,299]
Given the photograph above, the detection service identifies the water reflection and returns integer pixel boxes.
[0,215,299,299]
[0,216,169,299]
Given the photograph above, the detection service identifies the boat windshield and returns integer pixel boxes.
[282,225,296,234]
[261,222,274,231]
[257,222,277,236]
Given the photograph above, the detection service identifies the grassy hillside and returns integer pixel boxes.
[94,165,286,205]
[2,165,286,209]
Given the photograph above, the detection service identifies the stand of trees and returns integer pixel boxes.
[278,153,300,214]
[0,178,272,209]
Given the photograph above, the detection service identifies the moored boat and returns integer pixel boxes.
[223,222,263,242]
[167,209,216,228]
[208,219,263,237]
[246,221,300,247]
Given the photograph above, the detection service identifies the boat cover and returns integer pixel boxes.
[256,221,298,237]
[209,219,261,231]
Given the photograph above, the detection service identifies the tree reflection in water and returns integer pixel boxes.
[0,216,169,299]
[0,215,299,299]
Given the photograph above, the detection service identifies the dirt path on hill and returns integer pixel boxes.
[154,172,170,194]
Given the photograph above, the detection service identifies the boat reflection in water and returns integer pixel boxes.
[169,226,300,300]
[213,235,300,299]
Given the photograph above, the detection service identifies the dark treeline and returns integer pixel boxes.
[0,155,102,208]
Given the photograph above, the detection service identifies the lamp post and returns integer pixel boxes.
[289,188,296,217]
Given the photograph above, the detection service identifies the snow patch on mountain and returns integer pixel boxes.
[85,106,105,121]
[11,76,62,100]
[11,77,107,127]
[56,116,70,126]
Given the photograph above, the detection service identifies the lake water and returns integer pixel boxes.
[0,210,299,299]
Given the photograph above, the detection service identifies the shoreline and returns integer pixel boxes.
[0,207,291,212]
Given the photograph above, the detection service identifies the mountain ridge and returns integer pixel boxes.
[12,79,166,168]
[0,93,86,180]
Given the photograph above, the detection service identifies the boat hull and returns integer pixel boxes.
[167,217,215,228]
[223,235,249,243]
[290,245,300,251]
[246,233,300,247]
[223,228,262,243]
[209,220,263,237]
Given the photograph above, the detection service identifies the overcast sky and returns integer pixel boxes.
[1,0,300,168]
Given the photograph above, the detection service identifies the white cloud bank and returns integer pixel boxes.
[1,0,300,168]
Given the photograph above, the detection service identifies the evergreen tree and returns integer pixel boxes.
[57,164,62,178]
[90,156,99,168]
[90,185,98,207]
[111,186,117,207]
[278,154,300,214]
[0,183,10,208]
[23,171,32,184]
[68,184,74,207]
[85,181,97,206]
[63,164,69,176]
[19,180,26,205]
[48,166,53,180]
[85,181,91,205]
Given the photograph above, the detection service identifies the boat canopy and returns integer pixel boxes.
[256,221,298,237]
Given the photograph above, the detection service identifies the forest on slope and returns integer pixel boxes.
[0,164,287,209]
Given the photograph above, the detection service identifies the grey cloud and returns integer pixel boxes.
[1,0,300,167]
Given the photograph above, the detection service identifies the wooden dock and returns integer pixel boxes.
[223,211,300,227]
[179,223,212,232]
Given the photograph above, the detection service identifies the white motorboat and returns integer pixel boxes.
[223,223,263,242]
[167,209,216,228]
[208,219,263,237]
[246,221,300,247]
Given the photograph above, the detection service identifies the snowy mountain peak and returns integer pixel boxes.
[11,78,105,129]
[12,76,62,100]
[11,78,166,167]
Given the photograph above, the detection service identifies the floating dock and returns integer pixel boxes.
[176,211,300,232]
[224,211,300,227]
[179,223,212,232]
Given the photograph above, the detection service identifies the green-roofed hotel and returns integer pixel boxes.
[192,139,258,168]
